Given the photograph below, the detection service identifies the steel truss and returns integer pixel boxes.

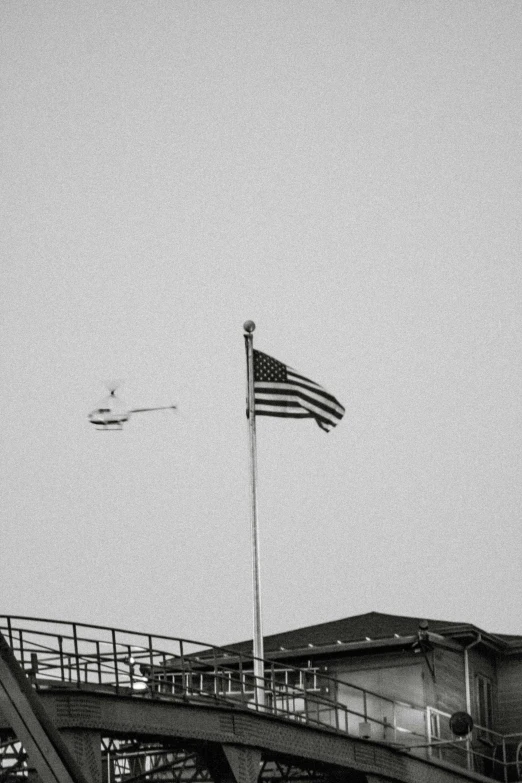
[101,740,211,783]
[101,740,330,783]
[0,739,27,783]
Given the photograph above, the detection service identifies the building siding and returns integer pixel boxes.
[496,655,522,734]
[433,648,466,715]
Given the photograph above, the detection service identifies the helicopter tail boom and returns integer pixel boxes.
[130,406,177,414]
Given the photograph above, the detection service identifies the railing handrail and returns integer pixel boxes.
[0,615,418,711]
[1,615,249,657]
[0,615,433,752]
[427,705,522,745]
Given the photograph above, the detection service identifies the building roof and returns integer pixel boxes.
[223,612,522,658]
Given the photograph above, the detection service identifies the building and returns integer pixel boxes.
[219,612,522,780]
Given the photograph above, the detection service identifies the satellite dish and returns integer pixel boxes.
[449,711,474,737]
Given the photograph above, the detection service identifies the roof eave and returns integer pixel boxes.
[437,626,519,653]
[263,632,462,661]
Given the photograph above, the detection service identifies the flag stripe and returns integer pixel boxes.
[286,370,330,393]
[256,407,334,429]
[255,384,345,419]
[255,390,344,422]
[252,350,345,432]
[287,371,342,404]
[255,408,313,418]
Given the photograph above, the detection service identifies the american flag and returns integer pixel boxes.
[252,350,345,433]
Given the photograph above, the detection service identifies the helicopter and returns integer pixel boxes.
[88,385,177,430]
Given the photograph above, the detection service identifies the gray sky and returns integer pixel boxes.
[1,1,521,646]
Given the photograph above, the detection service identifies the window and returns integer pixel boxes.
[476,675,493,732]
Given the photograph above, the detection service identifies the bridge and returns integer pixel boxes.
[0,617,512,783]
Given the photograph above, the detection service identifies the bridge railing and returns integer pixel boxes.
[1,616,519,782]
[427,706,522,782]
[0,615,426,745]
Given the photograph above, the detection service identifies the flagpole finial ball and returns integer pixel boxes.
[243,320,256,333]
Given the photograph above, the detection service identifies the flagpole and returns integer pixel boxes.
[243,319,265,707]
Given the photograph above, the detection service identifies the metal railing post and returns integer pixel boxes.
[127,645,133,689]
[239,653,244,699]
[59,636,65,682]
[301,670,307,724]
[96,641,102,684]
[270,662,276,714]
[72,623,81,684]
[176,639,184,696]
[19,630,25,671]
[111,629,120,693]
[187,658,193,695]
